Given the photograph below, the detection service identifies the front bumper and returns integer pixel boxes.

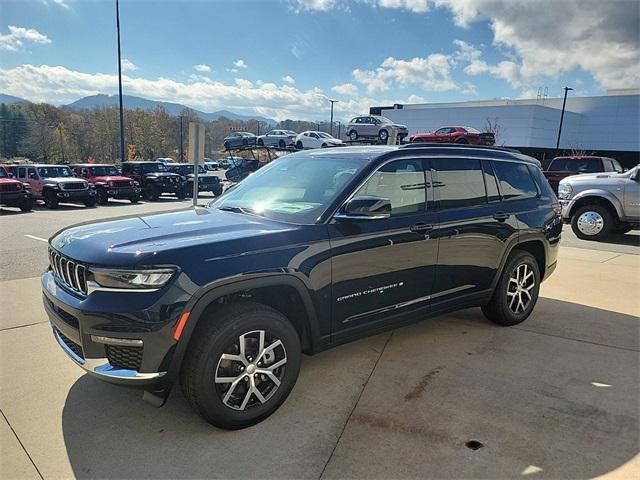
[54,189,97,201]
[0,191,30,204]
[108,187,141,198]
[41,270,188,387]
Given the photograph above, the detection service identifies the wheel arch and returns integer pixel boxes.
[491,236,547,292]
[568,191,623,221]
[169,275,320,380]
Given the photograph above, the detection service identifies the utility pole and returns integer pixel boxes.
[328,99,338,136]
[179,116,184,162]
[116,0,126,163]
[58,125,65,163]
[556,86,573,151]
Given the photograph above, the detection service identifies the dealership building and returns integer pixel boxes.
[371,89,640,167]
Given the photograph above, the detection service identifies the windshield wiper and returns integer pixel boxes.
[217,205,257,216]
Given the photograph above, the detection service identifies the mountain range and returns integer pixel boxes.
[0,93,276,124]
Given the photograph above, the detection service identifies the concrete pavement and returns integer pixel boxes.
[1,206,638,478]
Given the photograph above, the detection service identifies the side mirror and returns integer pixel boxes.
[8,173,13,178]
[335,196,392,221]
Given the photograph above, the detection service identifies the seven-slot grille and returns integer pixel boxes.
[60,182,87,190]
[49,247,88,295]
[110,180,131,188]
[0,183,21,192]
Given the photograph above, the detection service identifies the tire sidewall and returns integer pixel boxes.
[379,129,388,142]
[144,183,159,201]
[491,251,541,326]
[44,190,58,209]
[349,130,358,141]
[571,204,612,240]
[186,308,301,429]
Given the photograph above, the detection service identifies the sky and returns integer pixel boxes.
[1,0,638,122]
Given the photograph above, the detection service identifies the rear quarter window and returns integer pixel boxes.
[492,161,538,200]
[432,158,487,209]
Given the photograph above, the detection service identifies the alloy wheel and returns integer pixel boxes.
[507,263,535,314]
[576,211,604,236]
[214,330,287,411]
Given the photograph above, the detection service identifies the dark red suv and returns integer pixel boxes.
[0,165,33,212]
[71,164,141,204]
[543,156,624,193]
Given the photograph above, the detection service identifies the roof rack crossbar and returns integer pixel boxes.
[399,142,520,153]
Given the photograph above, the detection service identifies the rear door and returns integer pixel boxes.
[431,158,517,308]
[329,158,438,339]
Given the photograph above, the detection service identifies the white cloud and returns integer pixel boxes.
[290,0,339,12]
[121,59,138,72]
[292,0,429,13]
[353,53,457,94]
[282,75,295,84]
[42,0,70,8]
[226,68,239,74]
[0,63,377,121]
[461,81,478,95]
[0,26,51,51]
[377,0,430,13]
[406,94,426,103]
[332,83,359,96]
[193,64,211,73]
[233,59,248,69]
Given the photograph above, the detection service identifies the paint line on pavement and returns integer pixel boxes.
[24,235,48,243]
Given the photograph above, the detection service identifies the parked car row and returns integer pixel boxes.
[0,161,225,212]
[222,130,346,150]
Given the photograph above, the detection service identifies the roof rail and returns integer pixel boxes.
[400,142,521,154]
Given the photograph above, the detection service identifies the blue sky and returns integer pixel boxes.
[1,0,637,121]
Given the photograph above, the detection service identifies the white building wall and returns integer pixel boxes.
[379,94,639,152]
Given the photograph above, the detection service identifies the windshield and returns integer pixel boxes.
[0,168,7,178]
[549,158,602,173]
[211,154,367,224]
[38,166,73,178]
[376,116,393,124]
[91,166,119,176]
[465,127,480,133]
[141,163,166,173]
[284,130,297,135]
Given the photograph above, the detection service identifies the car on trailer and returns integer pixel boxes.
[71,163,142,204]
[409,126,495,146]
[257,130,298,148]
[223,132,258,150]
[346,115,408,143]
[295,131,344,150]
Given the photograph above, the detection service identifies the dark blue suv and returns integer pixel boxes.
[42,144,561,429]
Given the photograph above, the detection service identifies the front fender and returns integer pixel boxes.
[165,273,320,382]
[569,188,624,219]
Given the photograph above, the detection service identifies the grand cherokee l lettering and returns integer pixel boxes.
[43,144,561,429]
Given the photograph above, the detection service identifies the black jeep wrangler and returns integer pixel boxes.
[43,144,561,429]
[121,161,187,201]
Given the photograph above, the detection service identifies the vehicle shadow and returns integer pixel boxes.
[60,298,639,479]
[0,207,34,215]
[600,232,640,247]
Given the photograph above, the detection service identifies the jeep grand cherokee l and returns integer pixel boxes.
[43,144,561,429]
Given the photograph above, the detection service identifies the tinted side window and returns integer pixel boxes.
[355,159,426,216]
[18,167,26,178]
[493,161,538,200]
[528,165,556,198]
[482,160,500,202]
[611,159,623,172]
[432,158,486,209]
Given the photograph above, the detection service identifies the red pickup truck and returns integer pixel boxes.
[543,156,624,193]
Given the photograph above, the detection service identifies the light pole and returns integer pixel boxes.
[556,86,573,150]
[115,0,126,163]
[179,115,184,162]
[328,99,338,136]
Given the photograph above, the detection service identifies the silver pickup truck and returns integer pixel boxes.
[558,164,640,240]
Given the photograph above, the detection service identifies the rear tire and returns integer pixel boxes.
[144,183,160,201]
[97,189,109,205]
[349,130,358,141]
[278,139,286,148]
[180,302,301,429]
[570,204,613,241]
[44,190,59,209]
[257,139,264,146]
[456,137,469,144]
[296,141,303,150]
[84,197,97,208]
[482,250,540,326]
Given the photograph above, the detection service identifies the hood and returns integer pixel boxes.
[50,207,299,265]
[0,178,22,185]
[44,177,88,184]
[560,171,627,185]
[91,175,133,183]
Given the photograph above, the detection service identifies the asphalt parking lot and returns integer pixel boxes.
[1,200,638,479]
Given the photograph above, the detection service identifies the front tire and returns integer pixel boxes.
[181,302,301,429]
[144,183,160,201]
[44,190,59,209]
[482,250,540,326]
[278,139,286,148]
[296,141,303,150]
[97,189,109,205]
[84,197,97,208]
[348,130,358,141]
[129,193,140,204]
[456,137,469,144]
[19,197,33,212]
[571,204,613,241]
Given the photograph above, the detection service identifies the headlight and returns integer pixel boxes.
[558,183,573,199]
[90,268,176,290]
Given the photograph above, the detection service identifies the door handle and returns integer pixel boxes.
[410,223,434,233]
[493,212,510,222]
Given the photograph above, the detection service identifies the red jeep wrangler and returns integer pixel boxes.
[71,164,141,204]
[0,165,33,212]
